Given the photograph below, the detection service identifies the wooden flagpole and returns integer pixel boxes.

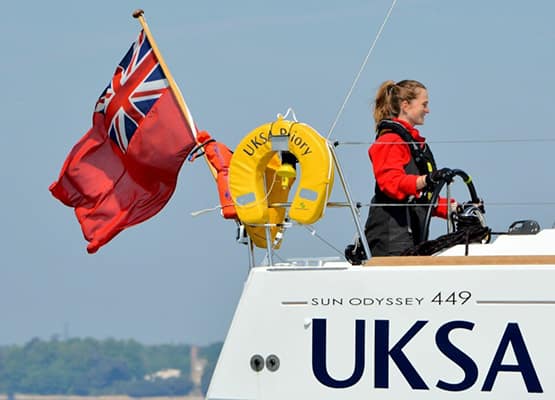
[132,9,217,179]
[132,9,197,135]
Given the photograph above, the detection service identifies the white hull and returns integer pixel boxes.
[207,230,555,399]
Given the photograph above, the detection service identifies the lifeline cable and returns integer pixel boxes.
[349,201,555,208]
[326,0,398,140]
[335,137,555,146]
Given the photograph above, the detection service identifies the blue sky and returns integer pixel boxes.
[1,1,554,346]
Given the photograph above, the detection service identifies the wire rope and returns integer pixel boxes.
[326,0,398,140]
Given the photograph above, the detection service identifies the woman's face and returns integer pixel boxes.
[399,88,429,126]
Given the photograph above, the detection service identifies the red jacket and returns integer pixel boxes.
[368,118,451,219]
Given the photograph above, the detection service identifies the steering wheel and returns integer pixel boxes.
[420,168,483,242]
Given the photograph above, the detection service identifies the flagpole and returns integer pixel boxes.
[133,9,217,179]
[133,9,196,136]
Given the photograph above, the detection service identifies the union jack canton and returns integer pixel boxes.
[95,30,168,153]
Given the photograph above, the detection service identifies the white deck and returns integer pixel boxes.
[439,228,555,256]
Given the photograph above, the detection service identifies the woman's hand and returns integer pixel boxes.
[416,175,428,190]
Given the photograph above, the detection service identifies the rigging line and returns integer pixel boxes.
[326,0,398,140]
[262,251,288,266]
[302,224,345,257]
[353,201,555,208]
[336,138,555,146]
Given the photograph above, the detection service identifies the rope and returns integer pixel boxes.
[401,216,491,256]
[278,107,298,122]
[326,0,398,140]
[190,205,222,217]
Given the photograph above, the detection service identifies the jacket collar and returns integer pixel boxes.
[392,118,425,142]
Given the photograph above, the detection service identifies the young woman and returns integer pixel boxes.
[364,79,453,256]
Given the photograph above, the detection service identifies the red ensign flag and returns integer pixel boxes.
[50,30,196,253]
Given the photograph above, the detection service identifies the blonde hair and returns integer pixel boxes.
[373,80,426,129]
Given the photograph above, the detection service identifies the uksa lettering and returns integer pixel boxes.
[241,131,269,156]
[240,129,313,157]
[312,319,543,393]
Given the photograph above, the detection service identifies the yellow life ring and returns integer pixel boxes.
[229,117,334,247]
